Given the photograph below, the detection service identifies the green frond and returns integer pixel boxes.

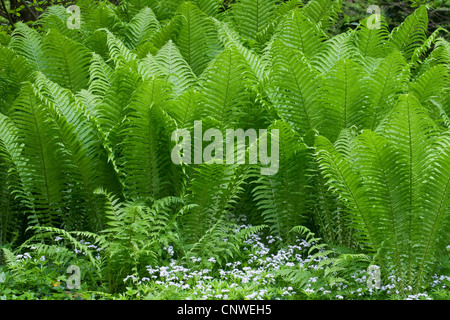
[9,22,45,73]
[95,64,143,147]
[35,5,82,41]
[252,121,311,240]
[319,58,368,140]
[314,135,376,252]
[410,65,449,107]
[215,20,268,81]
[155,40,197,95]
[9,84,67,228]
[119,77,176,199]
[230,0,277,45]
[141,13,183,53]
[354,15,391,59]
[81,1,122,35]
[103,29,139,67]
[166,89,202,129]
[122,7,160,49]
[0,46,33,113]
[352,131,410,279]
[410,27,448,70]
[311,31,363,73]
[32,74,113,231]
[0,113,26,245]
[183,164,248,244]
[413,132,450,289]
[88,52,114,100]
[301,0,342,32]
[389,5,428,61]
[274,10,326,61]
[365,50,410,130]
[193,0,223,17]
[198,47,256,129]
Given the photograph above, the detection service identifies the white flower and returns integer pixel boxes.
[40,256,46,261]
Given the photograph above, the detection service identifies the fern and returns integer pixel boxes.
[389,5,428,61]
[267,41,321,136]
[122,7,160,49]
[316,96,450,292]
[230,0,277,46]
[175,1,220,76]
[41,29,91,93]
[252,121,312,240]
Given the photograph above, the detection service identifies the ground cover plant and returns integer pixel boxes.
[0,0,449,300]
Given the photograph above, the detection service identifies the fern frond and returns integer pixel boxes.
[354,15,391,59]
[88,52,114,100]
[155,40,197,95]
[9,22,45,73]
[389,5,428,61]
[193,0,223,17]
[175,1,220,76]
[301,0,342,32]
[267,41,321,136]
[311,31,363,73]
[319,58,368,140]
[198,47,256,129]
[122,7,160,49]
[252,121,311,240]
[41,29,91,93]
[230,0,277,45]
[119,77,176,199]
[274,10,326,61]
[365,50,410,130]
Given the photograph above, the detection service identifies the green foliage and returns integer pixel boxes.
[0,0,448,300]
[315,94,450,293]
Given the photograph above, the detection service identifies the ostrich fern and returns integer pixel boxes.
[0,0,448,295]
